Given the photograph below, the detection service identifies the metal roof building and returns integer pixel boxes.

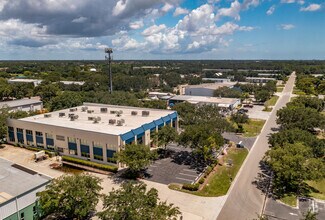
[185,82,237,97]
[0,98,43,112]
[0,158,51,220]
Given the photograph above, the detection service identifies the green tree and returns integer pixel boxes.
[116,144,157,176]
[255,90,271,103]
[97,181,181,220]
[301,210,317,220]
[265,143,324,195]
[288,96,325,112]
[157,126,177,149]
[0,107,9,140]
[49,91,83,111]
[214,86,242,98]
[230,112,249,124]
[37,174,102,220]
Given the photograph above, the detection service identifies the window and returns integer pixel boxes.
[8,126,14,132]
[93,141,102,148]
[80,139,89,145]
[35,131,43,137]
[16,128,23,133]
[26,130,33,135]
[68,137,77,143]
[46,133,53,139]
[20,212,24,220]
[56,135,65,141]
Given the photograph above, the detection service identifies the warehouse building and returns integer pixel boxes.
[245,77,276,83]
[169,95,241,110]
[185,82,237,97]
[0,158,51,220]
[7,103,178,165]
[0,98,43,112]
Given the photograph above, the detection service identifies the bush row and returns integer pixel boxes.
[182,183,200,191]
[62,156,118,173]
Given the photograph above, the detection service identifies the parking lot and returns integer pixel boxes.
[245,105,271,120]
[145,144,204,185]
[222,132,256,150]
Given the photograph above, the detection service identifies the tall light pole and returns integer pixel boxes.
[105,48,113,94]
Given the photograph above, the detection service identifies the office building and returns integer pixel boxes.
[185,82,237,97]
[0,98,43,112]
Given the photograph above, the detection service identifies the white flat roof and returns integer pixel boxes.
[0,98,42,108]
[170,95,239,105]
[185,82,236,90]
[19,103,176,136]
[8,79,42,83]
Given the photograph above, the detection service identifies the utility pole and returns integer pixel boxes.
[105,48,113,94]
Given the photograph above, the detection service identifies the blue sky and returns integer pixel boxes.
[0,0,324,60]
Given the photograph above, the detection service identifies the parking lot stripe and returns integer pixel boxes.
[183,169,198,173]
[179,172,197,178]
[176,177,193,182]
[150,165,158,167]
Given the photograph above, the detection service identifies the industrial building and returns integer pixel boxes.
[8,79,85,87]
[185,82,237,97]
[0,98,43,112]
[0,158,51,220]
[245,77,276,83]
[7,103,178,166]
[169,95,241,110]
[202,78,231,83]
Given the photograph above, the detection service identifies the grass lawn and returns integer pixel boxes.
[277,87,284,93]
[242,119,266,137]
[307,179,325,200]
[265,95,279,106]
[280,195,297,207]
[169,148,248,197]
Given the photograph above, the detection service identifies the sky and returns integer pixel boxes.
[0,0,324,60]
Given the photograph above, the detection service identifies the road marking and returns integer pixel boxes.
[183,169,197,173]
[289,213,298,216]
[175,177,193,182]
[179,172,197,178]
[150,165,158,167]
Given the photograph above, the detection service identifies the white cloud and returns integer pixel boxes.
[173,7,189,16]
[281,0,305,4]
[217,0,242,20]
[72,16,88,23]
[300,4,321,12]
[112,32,145,51]
[280,24,295,30]
[161,3,174,13]
[266,5,275,15]
[142,24,167,36]
[129,20,144,29]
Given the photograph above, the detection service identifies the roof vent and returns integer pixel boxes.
[69,108,77,112]
[70,115,79,121]
[110,110,116,114]
[87,110,94,114]
[116,110,123,117]
[109,119,116,125]
[116,120,124,126]
[100,108,108,113]
[68,113,75,118]
[88,116,94,121]
[59,112,66,117]
[131,111,138,116]
[81,106,88,112]
[93,117,101,123]
[44,114,52,118]
[142,111,150,116]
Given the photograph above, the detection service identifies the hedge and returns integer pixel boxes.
[198,177,205,184]
[62,156,118,173]
[182,183,200,191]
[25,146,56,157]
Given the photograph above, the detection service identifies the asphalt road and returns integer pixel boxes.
[217,72,296,220]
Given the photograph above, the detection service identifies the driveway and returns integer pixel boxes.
[246,105,271,120]
[222,132,256,150]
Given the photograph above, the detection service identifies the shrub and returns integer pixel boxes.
[198,177,205,184]
[204,166,213,177]
[25,146,54,157]
[182,183,200,191]
[62,156,118,173]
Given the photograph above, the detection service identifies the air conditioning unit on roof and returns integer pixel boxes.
[109,119,116,124]
[44,114,51,118]
[142,111,150,116]
[87,110,94,114]
[100,108,108,113]
[59,112,65,117]
[131,111,138,116]
[70,115,79,121]
[69,108,77,112]
[81,106,88,112]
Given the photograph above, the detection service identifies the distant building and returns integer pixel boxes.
[202,78,231,83]
[245,77,276,83]
[89,68,97,72]
[0,98,43,112]
[8,79,42,87]
[60,81,85,86]
[0,158,51,220]
[169,95,241,110]
[185,82,236,97]
[148,92,174,100]
[7,103,178,167]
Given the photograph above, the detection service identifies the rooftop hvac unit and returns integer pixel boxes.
[68,113,75,118]
[110,110,116,114]
[116,120,124,126]
[131,111,138,116]
[100,108,108,113]
[69,108,77,112]
[109,119,116,125]
[44,114,52,118]
[120,119,125,123]
[81,106,88,112]
[88,116,94,121]
[116,110,123,117]
[142,111,150,116]
[87,110,94,114]
[59,112,66,117]
[70,115,79,121]
[93,117,101,123]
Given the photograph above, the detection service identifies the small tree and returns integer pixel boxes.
[37,174,102,220]
[157,126,177,149]
[301,210,317,220]
[116,144,157,177]
[255,90,271,103]
[230,112,249,124]
[97,181,181,220]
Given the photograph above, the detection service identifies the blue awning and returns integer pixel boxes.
[120,131,135,141]
[169,112,178,119]
[154,118,164,127]
[132,127,145,136]
[162,115,171,122]
[142,122,156,131]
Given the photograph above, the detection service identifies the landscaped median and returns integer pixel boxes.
[169,147,248,197]
[61,156,118,173]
